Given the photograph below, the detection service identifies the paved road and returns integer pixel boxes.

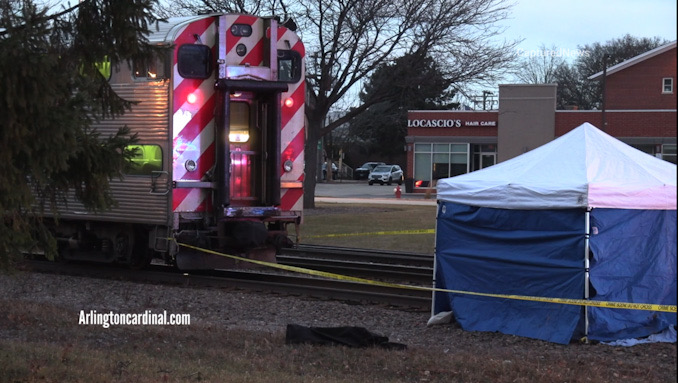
[314,180,437,206]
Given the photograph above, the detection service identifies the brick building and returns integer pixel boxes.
[405,41,677,192]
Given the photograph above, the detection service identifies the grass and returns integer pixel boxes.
[2,203,676,382]
[2,298,675,382]
[299,203,438,254]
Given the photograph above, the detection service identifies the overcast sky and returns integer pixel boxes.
[455,0,678,106]
[40,0,676,108]
[499,0,677,58]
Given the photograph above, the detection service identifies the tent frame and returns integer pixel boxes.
[431,201,440,317]
[584,208,591,338]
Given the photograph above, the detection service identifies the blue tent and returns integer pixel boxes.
[434,123,676,344]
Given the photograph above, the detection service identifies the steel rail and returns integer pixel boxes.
[19,259,432,311]
[280,244,434,267]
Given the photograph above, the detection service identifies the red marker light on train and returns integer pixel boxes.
[187,92,198,104]
[284,97,294,108]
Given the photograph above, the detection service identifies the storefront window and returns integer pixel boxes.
[472,144,496,171]
[628,143,677,164]
[432,153,449,180]
[415,143,432,152]
[414,153,432,186]
[662,144,676,164]
[631,144,654,155]
[413,143,470,187]
[451,153,468,176]
[433,143,449,152]
[450,144,469,176]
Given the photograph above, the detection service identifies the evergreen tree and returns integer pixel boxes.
[349,53,459,160]
[0,0,161,268]
[554,34,667,109]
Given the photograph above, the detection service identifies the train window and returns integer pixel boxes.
[95,56,111,80]
[126,144,163,175]
[229,102,251,143]
[133,51,169,80]
[277,50,301,83]
[178,44,213,79]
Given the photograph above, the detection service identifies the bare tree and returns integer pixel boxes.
[161,0,519,208]
[513,44,565,84]
[300,0,518,207]
[156,0,286,18]
[553,34,666,110]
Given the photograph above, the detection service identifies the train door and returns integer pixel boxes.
[228,100,256,205]
[226,91,281,208]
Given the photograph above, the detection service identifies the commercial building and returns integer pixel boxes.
[405,41,676,191]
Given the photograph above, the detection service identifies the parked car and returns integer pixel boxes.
[354,161,385,180]
[321,162,338,180]
[368,164,404,185]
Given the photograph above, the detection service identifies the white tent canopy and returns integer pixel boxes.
[436,123,677,210]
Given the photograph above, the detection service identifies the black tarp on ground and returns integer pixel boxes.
[285,324,407,350]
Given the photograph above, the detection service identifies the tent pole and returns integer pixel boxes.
[431,201,440,317]
[584,208,591,338]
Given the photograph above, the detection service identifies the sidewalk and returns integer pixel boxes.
[314,180,437,206]
[315,196,437,206]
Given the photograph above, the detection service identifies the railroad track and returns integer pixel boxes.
[281,244,434,267]
[277,244,434,284]
[20,246,434,311]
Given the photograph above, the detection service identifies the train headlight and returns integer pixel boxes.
[185,159,197,172]
[283,160,293,172]
[236,43,247,57]
[230,24,252,37]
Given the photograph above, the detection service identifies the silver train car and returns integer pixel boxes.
[48,14,306,269]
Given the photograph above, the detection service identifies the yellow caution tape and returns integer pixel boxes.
[173,240,677,313]
[306,228,435,238]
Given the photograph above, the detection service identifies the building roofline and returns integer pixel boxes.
[588,40,677,80]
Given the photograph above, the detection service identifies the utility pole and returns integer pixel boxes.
[601,54,609,131]
[482,91,494,110]
[470,91,495,110]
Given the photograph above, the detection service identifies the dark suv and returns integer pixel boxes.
[354,162,385,180]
